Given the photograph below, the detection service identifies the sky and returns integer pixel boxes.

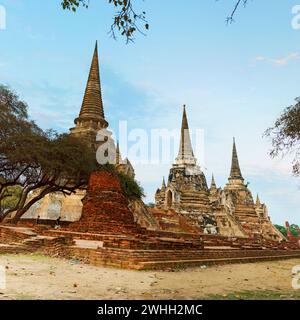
[0,0,300,225]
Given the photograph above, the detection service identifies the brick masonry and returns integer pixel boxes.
[1,171,300,270]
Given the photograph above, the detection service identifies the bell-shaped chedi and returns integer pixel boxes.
[155,105,212,231]
[70,41,108,149]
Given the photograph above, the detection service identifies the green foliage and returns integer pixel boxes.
[0,186,22,210]
[61,0,148,43]
[99,163,118,174]
[96,163,144,199]
[45,133,99,180]
[275,225,287,237]
[85,163,144,200]
[0,85,99,222]
[266,100,300,176]
[290,224,300,237]
[275,224,300,237]
[118,172,144,200]
[60,1,254,43]
[206,290,300,301]
[61,0,89,11]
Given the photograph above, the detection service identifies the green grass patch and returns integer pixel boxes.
[205,290,300,300]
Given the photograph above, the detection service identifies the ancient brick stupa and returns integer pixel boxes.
[68,170,203,253]
[69,171,144,234]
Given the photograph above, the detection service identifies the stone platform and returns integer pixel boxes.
[1,224,300,270]
[1,171,299,270]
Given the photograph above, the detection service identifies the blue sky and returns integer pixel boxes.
[0,0,300,225]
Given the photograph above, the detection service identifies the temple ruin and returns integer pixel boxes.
[1,42,300,270]
[155,107,283,241]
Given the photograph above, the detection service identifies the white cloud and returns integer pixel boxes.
[255,52,299,66]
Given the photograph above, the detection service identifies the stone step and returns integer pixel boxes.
[137,253,300,270]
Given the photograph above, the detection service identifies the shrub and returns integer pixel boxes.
[275,225,287,237]
[118,172,144,200]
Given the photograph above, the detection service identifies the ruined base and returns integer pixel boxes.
[1,224,300,270]
[1,171,299,270]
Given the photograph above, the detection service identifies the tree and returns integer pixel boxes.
[61,0,148,43]
[60,1,249,42]
[0,85,99,223]
[0,186,22,212]
[275,225,287,237]
[265,99,300,176]
[275,224,300,238]
[290,224,300,237]
[118,172,145,199]
[225,0,250,24]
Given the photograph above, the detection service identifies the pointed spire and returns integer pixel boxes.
[116,141,121,165]
[161,177,166,190]
[256,194,261,207]
[175,105,196,165]
[75,41,107,126]
[211,174,217,189]
[229,138,244,181]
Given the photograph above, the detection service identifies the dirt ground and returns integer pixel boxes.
[0,254,300,300]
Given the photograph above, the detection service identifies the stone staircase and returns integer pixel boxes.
[0,225,74,256]
[65,245,300,270]
[43,228,203,251]
[1,171,300,271]
[1,224,300,271]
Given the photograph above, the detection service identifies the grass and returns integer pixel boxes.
[206,290,300,300]
[14,294,36,300]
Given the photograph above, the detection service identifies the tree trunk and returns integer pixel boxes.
[10,207,28,224]
[1,181,84,225]
[10,186,57,224]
